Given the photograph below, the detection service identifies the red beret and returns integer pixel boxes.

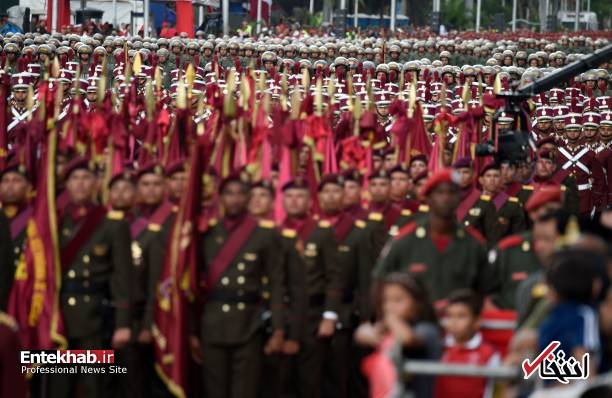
[535,136,558,148]
[419,168,457,197]
[479,162,500,176]
[452,156,473,170]
[281,175,309,192]
[368,168,390,180]
[410,154,428,165]
[525,186,562,213]
[318,173,344,191]
[342,169,363,184]
[165,158,186,176]
[538,149,556,161]
[135,161,164,180]
[62,156,96,180]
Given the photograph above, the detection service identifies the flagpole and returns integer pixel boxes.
[256,0,262,34]
[143,0,149,37]
[475,0,481,32]
[354,0,358,27]
[390,0,396,31]
[223,0,229,35]
[309,0,314,14]
[52,0,58,33]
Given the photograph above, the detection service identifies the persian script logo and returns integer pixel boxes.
[522,341,589,384]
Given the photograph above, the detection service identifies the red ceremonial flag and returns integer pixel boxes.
[176,1,195,38]
[8,120,67,350]
[46,0,71,32]
[153,112,204,397]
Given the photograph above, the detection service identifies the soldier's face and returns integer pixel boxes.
[409,161,427,179]
[500,163,516,184]
[221,181,249,216]
[426,182,460,218]
[318,183,344,213]
[109,180,136,211]
[384,154,396,170]
[137,173,165,206]
[583,127,598,139]
[553,120,565,131]
[537,120,552,131]
[283,188,311,217]
[166,171,187,202]
[249,187,274,218]
[390,172,411,199]
[13,90,27,101]
[565,128,581,141]
[369,178,390,203]
[478,169,501,194]
[533,218,560,265]
[600,125,612,140]
[456,168,473,189]
[66,170,97,205]
[535,158,555,178]
[0,172,30,204]
[372,156,383,171]
[342,181,361,207]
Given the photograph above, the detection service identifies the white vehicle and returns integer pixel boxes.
[557,10,598,30]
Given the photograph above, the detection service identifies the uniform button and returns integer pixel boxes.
[83,281,90,288]
[262,291,270,299]
[222,304,230,312]
[83,295,90,303]
[261,276,269,284]
[221,277,229,286]
[14,247,20,254]
[237,276,245,285]
[83,269,90,278]
[83,255,90,264]
[237,289,245,296]
[237,302,245,310]
[63,228,71,236]
[237,262,245,271]
[67,297,76,306]
[68,270,76,278]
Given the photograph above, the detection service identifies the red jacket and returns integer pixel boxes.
[434,333,499,398]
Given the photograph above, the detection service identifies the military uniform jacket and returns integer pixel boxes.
[198,215,284,345]
[0,212,14,311]
[488,193,526,243]
[280,218,341,341]
[374,216,493,303]
[488,231,541,310]
[328,213,375,327]
[129,203,176,336]
[457,190,498,244]
[595,144,612,204]
[556,144,607,213]
[59,206,132,339]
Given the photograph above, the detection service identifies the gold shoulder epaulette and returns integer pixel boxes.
[560,185,567,191]
[509,197,519,203]
[480,194,491,201]
[318,220,331,228]
[148,223,161,232]
[208,218,218,227]
[259,219,276,229]
[418,204,429,212]
[522,185,534,191]
[355,220,366,228]
[401,209,412,216]
[368,212,383,221]
[107,210,124,220]
[282,228,297,238]
[0,312,17,332]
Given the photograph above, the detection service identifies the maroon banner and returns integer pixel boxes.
[8,128,67,350]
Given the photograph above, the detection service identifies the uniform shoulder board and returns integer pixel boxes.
[148,223,161,232]
[107,210,124,220]
[368,212,383,221]
[208,218,218,227]
[259,219,276,229]
[498,234,523,250]
[560,185,567,191]
[355,220,367,229]
[318,220,331,228]
[393,221,417,240]
[282,228,297,238]
[0,312,18,332]
[401,209,412,216]
[508,197,519,203]
[418,204,429,212]
[522,184,534,191]
[480,194,491,201]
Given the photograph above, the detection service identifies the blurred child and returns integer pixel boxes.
[538,248,607,378]
[434,290,500,398]
[355,273,441,398]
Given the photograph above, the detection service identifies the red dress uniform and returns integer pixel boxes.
[595,143,611,205]
[434,333,499,398]
[556,143,607,214]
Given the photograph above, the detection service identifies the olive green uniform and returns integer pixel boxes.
[488,195,527,243]
[281,218,341,398]
[460,193,498,245]
[487,231,541,310]
[197,216,284,398]
[50,206,132,398]
[374,215,495,303]
[0,211,14,311]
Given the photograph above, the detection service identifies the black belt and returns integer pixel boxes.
[207,291,261,304]
[342,292,354,304]
[61,281,109,295]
